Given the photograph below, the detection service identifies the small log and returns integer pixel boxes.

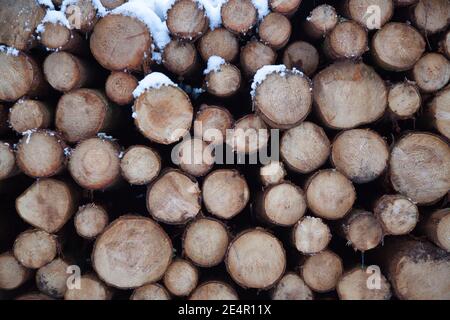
[411,0,450,34]
[389,132,450,205]
[292,216,331,255]
[282,41,319,76]
[343,0,394,30]
[412,53,450,93]
[39,23,87,55]
[166,0,208,41]
[74,203,109,239]
[183,217,230,267]
[189,281,239,300]
[100,0,126,9]
[374,194,419,235]
[105,71,138,106]
[205,62,241,97]
[174,138,214,177]
[305,169,356,220]
[269,0,302,16]
[202,169,249,219]
[331,129,389,184]
[9,99,52,133]
[163,40,199,76]
[221,0,257,34]
[16,130,67,178]
[313,61,387,129]
[198,28,239,62]
[421,208,450,251]
[252,69,312,129]
[259,160,286,187]
[69,137,121,190]
[16,178,78,233]
[133,85,193,145]
[301,250,343,293]
[240,41,277,77]
[303,4,338,39]
[271,273,313,300]
[193,104,234,145]
[227,114,269,154]
[258,12,292,50]
[323,20,368,60]
[93,215,173,289]
[0,142,17,181]
[36,258,71,299]
[64,274,112,300]
[163,259,199,297]
[280,121,330,174]
[0,251,31,290]
[226,229,286,289]
[13,229,58,269]
[340,210,383,252]
[337,267,392,300]
[255,181,307,226]
[387,82,421,119]
[63,0,99,33]
[0,50,47,102]
[381,238,450,299]
[120,145,161,185]
[439,30,450,59]
[90,14,152,71]
[372,22,425,71]
[131,283,171,300]
[428,85,450,139]
[147,170,201,224]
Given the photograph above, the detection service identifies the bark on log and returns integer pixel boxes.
[227,114,269,154]
[259,160,286,187]
[221,0,257,34]
[0,142,17,181]
[105,71,138,106]
[198,28,239,62]
[36,258,71,299]
[0,252,30,290]
[258,12,292,50]
[16,178,78,233]
[74,203,109,239]
[421,208,450,251]
[301,250,343,293]
[292,216,331,255]
[130,283,171,300]
[411,0,450,34]
[120,145,161,185]
[163,259,199,297]
[163,40,199,77]
[372,22,425,71]
[166,0,208,41]
[205,62,241,97]
[303,4,338,39]
[331,129,389,183]
[280,121,330,174]
[39,23,87,55]
[340,209,383,252]
[183,217,230,267]
[269,0,302,16]
[175,138,214,177]
[336,267,392,300]
[240,41,277,77]
[271,273,314,300]
[202,169,249,219]
[323,20,368,60]
[69,137,121,190]
[313,61,387,129]
[9,99,52,133]
[282,41,319,76]
[305,169,356,220]
[189,281,239,300]
[374,194,419,235]
[387,82,421,119]
[146,169,201,224]
[226,229,286,289]
[13,229,58,269]
[343,0,394,30]
[428,85,450,139]
[193,104,234,145]
[389,132,450,205]
[64,274,112,300]
[92,215,173,289]
[412,53,450,93]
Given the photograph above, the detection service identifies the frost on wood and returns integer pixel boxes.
[61,0,107,17]
[36,10,71,33]
[132,72,177,98]
[0,45,19,56]
[251,64,303,96]
[203,55,226,75]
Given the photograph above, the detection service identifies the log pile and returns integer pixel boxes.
[0,0,449,301]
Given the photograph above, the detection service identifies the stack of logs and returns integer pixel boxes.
[0,0,449,300]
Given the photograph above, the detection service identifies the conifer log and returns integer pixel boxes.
[90,14,152,71]
[16,178,78,233]
[63,0,99,33]
[163,40,199,77]
[226,229,286,289]
[36,258,71,299]
[120,145,161,185]
[331,129,389,184]
[39,23,87,55]
[198,28,239,62]
[13,229,58,269]
[0,143,17,181]
[337,267,392,300]
[372,22,425,71]
[271,273,314,300]
[280,121,330,174]
[166,0,208,41]
[421,208,450,252]
[183,217,230,267]
[303,4,338,39]
[194,104,234,145]
[221,0,257,34]
[259,160,286,187]
[0,252,31,290]
[428,85,450,139]
[343,0,394,30]
[301,250,343,293]
[227,114,269,154]
[131,283,171,300]
[64,274,112,300]
[293,216,332,255]
[69,137,121,190]
[147,170,201,224]
[387,82,421,119]
[258,12,292,50]
[93,215,173,289]
[240,41,277,77]
[411,0,450,34]
[202,169,249,219]
[323,20,368,60]
[9,99,52,133]
[56,89,117,143]
[305,169,356,220]
[105,71,138,106]
[340,210,383,252]
[389,132,450,205]
[374,194,419,235]
[174,138,214,177]
[101,0,126,9]
[205,63,241,97]
[163,259,199,297]
[313,61,387,129]
[282,41,319,76]
[74,203,109,239]
[270,0,302,16]
[412,53,450,93]
[189,281,239,300]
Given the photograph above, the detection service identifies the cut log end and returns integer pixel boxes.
[120,145,161,185]
[282,41,319,76]
[163,40,198,76]
[337,267,391,300]
[388,82,421,118]
[413,53,450,93]
[175,138,214,177]
[269,0,302,16]
[74,203,109,239]
[271,273,313,300]
[0,143,16,181]
[260,160,286,186]
[240,41,277,77]
[303,4,338,39]
[324,20,368,60]
[36,258,70,299]
[423,208,450,251]
[412,0,450,34]
[0,251,30,290]
[342,210,383,252]
[189,281,239,300]
[227,114,269,154]
[194,105,234,145]
[301,250,343,293]
[167,0,208,40]
[221,0,257,34]
[105,71,138,106]
[429,85,450,139]
[64,275,111,300]
[345,0,394,30]
[9,99,52,133]
[163,259,199,297]
[205,63,241,97]
[374,194,419,235]
[131,283,171,300]
[293,216,331,255]
[198,28,239,62]
[13,229,57,269]
[259,13,292,50]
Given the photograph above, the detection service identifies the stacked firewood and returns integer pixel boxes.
[0,0,449,300]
